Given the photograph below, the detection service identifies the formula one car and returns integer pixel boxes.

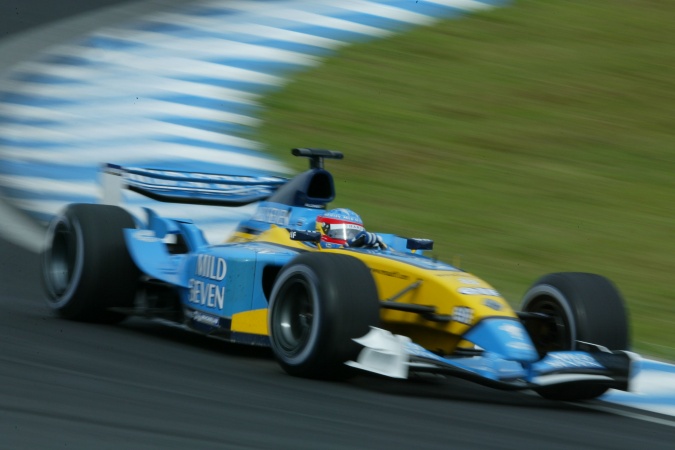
[41,148,639,401]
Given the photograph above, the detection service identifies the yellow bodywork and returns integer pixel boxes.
[231,308,269,335]
[331,251,516,354]
[230,225,517,354]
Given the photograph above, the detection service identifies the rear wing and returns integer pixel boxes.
[100,163,287,207]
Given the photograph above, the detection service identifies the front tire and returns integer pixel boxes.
[268,252,380,379]
[520,272,629,400]
[41,204,139,323]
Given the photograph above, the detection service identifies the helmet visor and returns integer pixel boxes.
[324,222,364,242]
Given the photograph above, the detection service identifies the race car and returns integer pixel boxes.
[41,148,639,401]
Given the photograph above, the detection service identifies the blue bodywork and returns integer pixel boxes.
[110,149,635,392]
[125,209,431,321]
[126,215,298,319]
[401,317,634,388]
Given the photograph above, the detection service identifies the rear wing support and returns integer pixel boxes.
[292,148,343,169]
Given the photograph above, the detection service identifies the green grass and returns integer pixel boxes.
[254,0,675,360]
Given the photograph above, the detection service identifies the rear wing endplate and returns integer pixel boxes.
[101,163,287,207]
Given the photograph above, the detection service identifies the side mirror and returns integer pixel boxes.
[406,238,433,251]
[288,230,322,242]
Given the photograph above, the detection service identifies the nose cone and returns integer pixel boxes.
[463,318,539,362]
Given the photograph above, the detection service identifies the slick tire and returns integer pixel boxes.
[42,204,139,323]
[520,272,629,400]
[268,252,380,379]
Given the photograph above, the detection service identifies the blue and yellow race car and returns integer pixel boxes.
[41,149,639,401]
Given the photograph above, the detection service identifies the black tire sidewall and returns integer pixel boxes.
[521,272,630,401]
[42,204,138,322]
[269,263,325,368]
[42,212,86,307]
[521,283,578,350]
[521,272,629,351]
[268,252,379,378]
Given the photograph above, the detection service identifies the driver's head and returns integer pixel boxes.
[316,208,364,247]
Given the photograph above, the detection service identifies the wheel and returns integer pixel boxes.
[268,252,380,379]
[41,204,139,323]
[520,272,629,400]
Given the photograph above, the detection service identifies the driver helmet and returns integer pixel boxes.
[316,208,365,247]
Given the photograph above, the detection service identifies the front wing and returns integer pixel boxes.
[347,328,639,392]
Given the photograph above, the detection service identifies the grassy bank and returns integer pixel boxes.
[255,0,675,360]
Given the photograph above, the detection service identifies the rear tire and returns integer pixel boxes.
[268,252,380,379]
[41,204,139,323]
[520,272,629,400]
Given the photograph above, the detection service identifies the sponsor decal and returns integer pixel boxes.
[499,323,527,340]
[405,342,445,362]
[546,353,604,370]
[288,230,321,242]
[483,298,503,311]
[128,168,281,184]
[134,230,162,242]
[188,279,225,310]
[371,268,410,280]
[295,217,307,228]
[195,254,227,281]
[192,311,220,327]
[253,206,290,226]
[499,323,536,351]
[188,254,227,310]
[458,277,480,285]
[453,306,474,325]
[508,341,535,351]
[458,287,501,297]
[378,253,459,271]
[127,170,281,195]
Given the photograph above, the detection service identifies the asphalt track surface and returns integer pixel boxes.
[2,238,675,449]
[1,2,675,449]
